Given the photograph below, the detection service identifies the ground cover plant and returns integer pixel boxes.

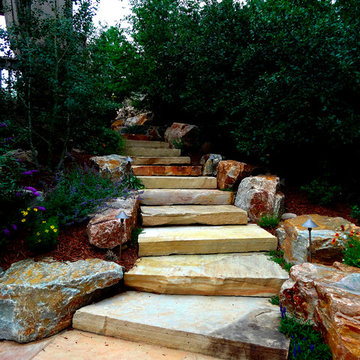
[279,302,332,359]
[257,214,281,229]
[332,227,360,268]
[268,250,293,273]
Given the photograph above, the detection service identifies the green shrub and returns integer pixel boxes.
[333,229,360,268]
[122,125,149,135]
[279,304,332,359]
[122,173,145,190]
[257,214,281,228]
[268,250,293,272]
[300,179,341,206]
[129,227,144,248]
[27,216,59,253]
[269,295,280,306]
[351,205,360,223]
[40,166,129,226]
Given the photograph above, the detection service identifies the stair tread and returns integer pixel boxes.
[138,176,217,189]
[132,157,191,165]
[127,148,181,157]
[73,292,289,360]
[125,140,170,148]
[133,165,202,176]
[124,253,288,296]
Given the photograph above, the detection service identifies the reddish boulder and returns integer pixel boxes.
[87,196,140,249]
[90,155,129,181]
[216,160,254,190]
[235,175,284,221]
[164,122,198,149]
[200,154,223,176]
[280,262,360,360]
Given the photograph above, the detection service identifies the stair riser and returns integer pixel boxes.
[127,148,181,157]
[132,157,191,165]
[139,189,234,205]
[133,166,202,177]
[139,238,277,256]
[124,275,286,297]
[138,176,217,189]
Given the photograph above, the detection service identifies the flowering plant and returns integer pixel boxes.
[333,226,360,268]
[27,216,59,252]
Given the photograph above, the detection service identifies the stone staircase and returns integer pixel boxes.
[72,139,290,359]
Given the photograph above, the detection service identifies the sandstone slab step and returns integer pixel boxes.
[125,253,289,296]
[139,189,234,205]
[141,205,248,226]
[138,224,276,256]
[125,140,170,148]
[132,156,191,165]
[133,165,202,177]
[72,292,289,360]
[126,148,181,157]
[138,176,217,189]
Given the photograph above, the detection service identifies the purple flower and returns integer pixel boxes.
[0,122,7,127]
[3,228,10,236]
[15,192,23,196]
[24,186,37,192]
[23,170,39,175]
[33,192,41,197]
[17,158,22,163]
[37,206,46,211]
[310,344,314,352]
[12,224,17,231]
[293,344,297,358]
[5,137,14,143]
[297,344,301,354]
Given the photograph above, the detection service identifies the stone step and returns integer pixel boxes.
[125,253,288,296]
[132,156,191,165]
[141,205,248,226]
[138,176,217,189]
[125,140,170,148]
[138,224,276,256]
[126,147,181,157]
[139,189,234,205]
[73,292,289,360]
[133,165,202,177]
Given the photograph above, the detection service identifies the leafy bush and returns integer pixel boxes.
[268,250,293,272]
[300,179,341,206]
[350,205,360,224]
[121,125,149,135]
[40,166,129,226]
[122,173,145,190]
[129,227,144,248]
[279,303,332,359]
[258,214,281,228]
[27,216,59,252]
[270,295,280,306]
[332,228,360,268]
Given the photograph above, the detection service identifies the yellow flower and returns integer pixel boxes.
[45,229,49,233]
[36,232,40,236]
[42,221,46,224]
[27,208,30,211]
[50,225,55,229]
[53,229,58,233]
[33,208,38,212]
[21,219,26,222]
[23,211,28,216]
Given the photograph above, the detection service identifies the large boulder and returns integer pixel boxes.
[235,175,284,221]
[87,196,140,249]
[112,113,152,131]
[90,154,129,181]
[280,262,360,360]
[0,258,123,343]
[164,122,198,149]
[200,154,223,176]
[216,160,254,190]
[278,214,355,265]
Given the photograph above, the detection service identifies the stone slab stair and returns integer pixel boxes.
[73,138,290,359]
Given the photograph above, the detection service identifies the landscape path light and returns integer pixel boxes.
[116,210,130,260]
[302,218,319,263]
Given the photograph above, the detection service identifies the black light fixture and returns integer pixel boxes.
[116,210,130,259]
[302,218,319,263]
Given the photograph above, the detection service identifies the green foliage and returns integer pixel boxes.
[40,166,128,226]
[95,0,360,192]
[269,295,280,306]
[351,205,360,223]
[301,179,341,206]
[27,216,59,253]
[1,1,120,169]
[257,214,281,228]
[268,250,293,272]
[279,310,332,359]
[337,230,360,268]
[122,173,145,190]
[129,227,144,248]
[171,139,185,151]
[122,125,149,135]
